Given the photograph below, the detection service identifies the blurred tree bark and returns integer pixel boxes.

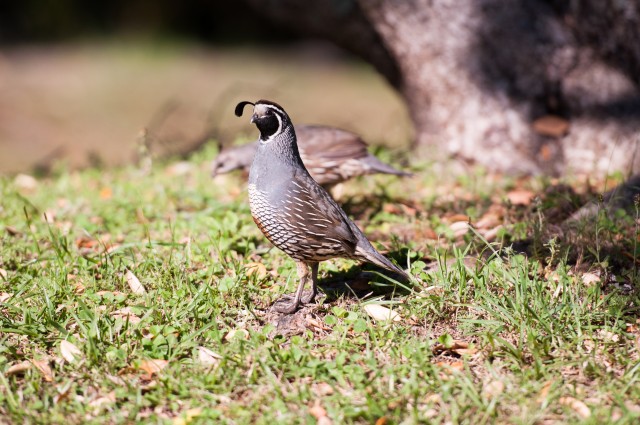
[243,0,640,176]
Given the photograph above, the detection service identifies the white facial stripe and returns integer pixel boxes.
[255,103,286,117]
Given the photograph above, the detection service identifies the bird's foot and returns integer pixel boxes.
[272,290,317,313]
[272,297,301,314]
[300,290,317,305]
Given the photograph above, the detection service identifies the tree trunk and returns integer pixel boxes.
[243,0,640,176]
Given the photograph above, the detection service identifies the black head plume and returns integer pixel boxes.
[235,101,255,117]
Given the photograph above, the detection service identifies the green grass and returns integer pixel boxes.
[1,145,639,424]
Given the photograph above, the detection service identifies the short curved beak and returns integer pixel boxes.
[250,114,258,124]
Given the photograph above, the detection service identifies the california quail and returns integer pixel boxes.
[236,99,409,313]
[211,125,411,190]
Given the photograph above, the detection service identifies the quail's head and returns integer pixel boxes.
[210,143,256,177]
[235,100,291,142]
[211,150,240,177]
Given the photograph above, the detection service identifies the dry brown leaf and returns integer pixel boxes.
[6,360,32,376]
[363,304,401,323]
[73,281,86,294]
[436,361,464,380]
[126,269,146,294]
[0,292,12,302]
[311,382,334,397]
[446,214,469,223]
[0,268,7,280]
[309,400,329,421]
[481,225,503,242]
[559,396,591,419]
[99,187,113,200]
[433,340,477,356]
[172,407,203,425]
[307,317,331,332]
[424,393,442,404]
[506,189,535,206]
[53,383,73,404]
[375,417,388,425]
[60,340,83,364]
[624,401,640,414]
[532,115,570,137]
[106,374,127,386]
[449,221,470,237]
[89,391,116,408]
[475,213,501,229]
[75,237,97,249]
[14,173,38,192]
[197,346,222,366]
[581,272,600,285]
[224,329,250,341]
[31,359,53,381]
[111,307,142,324]
[96,291,126,297]
[483,380,505,399]
[245,262,267,279]
[5,225,22,236]
[138,359,168,377]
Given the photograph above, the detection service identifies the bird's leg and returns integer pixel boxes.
[273,261,309,314]
[301,262,319,304]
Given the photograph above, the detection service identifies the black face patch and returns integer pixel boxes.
[255,111,281,141]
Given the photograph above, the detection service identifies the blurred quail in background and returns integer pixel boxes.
[236,99,409,313]
[212,124,411,190]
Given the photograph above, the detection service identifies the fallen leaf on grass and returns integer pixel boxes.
[559,396,591,419]
[138,359,168,378]
[506,189,535,206]
[197,346,222,366]
[53,383,73,404]
[111,307,142,324]
[31,359,53,381]
[475,213,501,229]
[0,292,12,302]
[483,380,505,399]
[89,391,116,408]
[432,340,478,356]
[173,408,203,425]
[60,340,83,363]
[536,380,554,403]
[435,361,464,379]
[480,225,503,242]
[14,173,38,193]
[449,221,470,238]
[4,225,22,236]
[75,237,98,249]
[306,317,331,332]
[245,262,267,279]
[0,268,7,280]
[375,417,387,425]
[126,269,146,294]
[309,400,332,424]
[6,360,32,376]
[581,272,600,285]
[363,304,401,323]
[311,382,334,397]
[224,329,250,341]
[72,281,86,294]
[445,214,469,223]
[99,187,113,200]
[96,291,126,297]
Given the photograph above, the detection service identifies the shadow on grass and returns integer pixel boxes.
[319,249,414,303]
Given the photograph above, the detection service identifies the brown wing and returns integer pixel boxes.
[296,125,369,161]
[270,167,358,261]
